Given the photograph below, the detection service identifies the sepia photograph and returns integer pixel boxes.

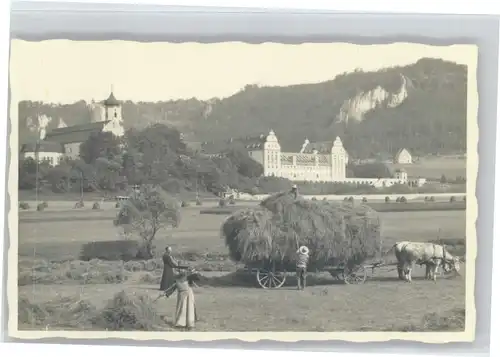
[7,39,478,342]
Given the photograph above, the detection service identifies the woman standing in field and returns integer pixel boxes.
[164,268,199,330]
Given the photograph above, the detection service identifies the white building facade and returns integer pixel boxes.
[395,148,412,164]
[21,141,64,167]
[243,130,425,187]
[246,130,348,183]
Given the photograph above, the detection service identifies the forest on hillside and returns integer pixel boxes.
[18,58,467,158]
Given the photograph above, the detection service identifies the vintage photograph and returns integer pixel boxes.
[8,40,477,341]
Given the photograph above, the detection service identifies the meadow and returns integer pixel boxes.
[389,156,467,180]
[16,202,467,332]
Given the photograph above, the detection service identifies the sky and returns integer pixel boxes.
[10,40,476,104]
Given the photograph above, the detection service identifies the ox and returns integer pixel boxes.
[387,241,461,282]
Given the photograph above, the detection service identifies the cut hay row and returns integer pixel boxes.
[221,191,382,272]
[17,257,235,286]
[19,291,165,331]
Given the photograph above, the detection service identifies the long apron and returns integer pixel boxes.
[174,281,196,328]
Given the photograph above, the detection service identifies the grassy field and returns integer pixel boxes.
[389,157,466,180]
[18,272,465,331]
[16,206,467,332]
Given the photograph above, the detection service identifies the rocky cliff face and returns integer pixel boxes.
[25,114,52,140]
[337,74,410,123]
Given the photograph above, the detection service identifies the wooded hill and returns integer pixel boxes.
[18,57,467,159]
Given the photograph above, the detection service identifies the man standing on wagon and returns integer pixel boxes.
[296,245,310,290]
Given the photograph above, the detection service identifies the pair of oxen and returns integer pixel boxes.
[384,241,463,282]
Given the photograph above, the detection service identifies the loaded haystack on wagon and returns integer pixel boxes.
[221,191,382,288]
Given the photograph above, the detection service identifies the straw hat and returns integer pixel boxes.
[299,246,309,255]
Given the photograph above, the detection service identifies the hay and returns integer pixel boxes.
[19,295,96,329]
[90,290,164,331]
[222,191,382,270]
[19,291,164,331]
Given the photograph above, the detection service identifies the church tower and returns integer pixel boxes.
[331,136,347,181]
[101,89,125,137]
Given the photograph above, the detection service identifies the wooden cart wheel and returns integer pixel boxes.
[342,266,367,285]
[256,268,286,289]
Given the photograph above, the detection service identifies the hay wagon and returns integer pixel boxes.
[244,261,391,289]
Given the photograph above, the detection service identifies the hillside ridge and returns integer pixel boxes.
[18,57,467,158]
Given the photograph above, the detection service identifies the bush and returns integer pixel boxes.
[424,196,429,202]
[450,196,456,202]
[385,196,390,203]
[429,196,435,202]
[219,199,227,207]
[79,240,141,261]
[19,202,30,210]
[395,197,401,203]
[311,197,317,201]
[42,201,48,208]
[92,202,101,210]
[362,197,368,203]
[181,200,190,207]
[400,196,407,203]
[348,196,354,202]
[36,203,45,211]
[343,197,349,201]
[322,197,327,201]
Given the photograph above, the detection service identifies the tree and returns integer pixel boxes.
[123,124,185,185]
[351,162,393,179]
[46,164,72,192]
[440,174,448,184]
[80,131,122,164]
[19,157,51,190]
[95,157,122,194]
[226,148,264,178]
[115,185,181,259]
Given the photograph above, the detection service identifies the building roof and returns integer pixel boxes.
[45,121,108,144]
[21,140,64,153]
[395,148,411,158]
[200,134,267,154]
[241,135,266,150]
[103,92,120,106]
[302,141,332,153]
